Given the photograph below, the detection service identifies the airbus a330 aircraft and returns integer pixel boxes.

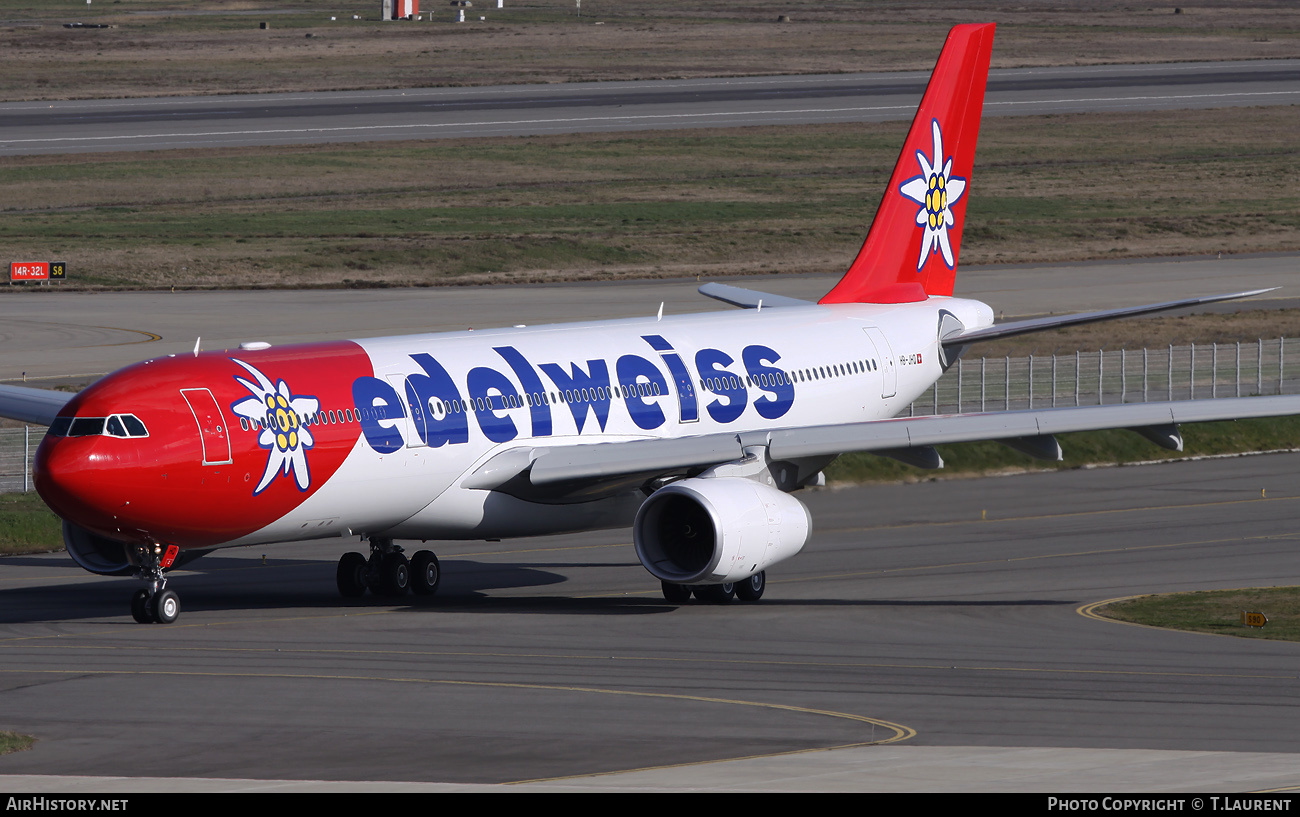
[5,23,1296,623]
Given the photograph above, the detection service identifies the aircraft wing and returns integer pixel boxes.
[943,288,1277,347]
[467,394,1300,500]
[769,394,1300,461]
[0,384,74,426]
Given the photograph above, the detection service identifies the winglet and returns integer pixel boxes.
[820,23,995,305]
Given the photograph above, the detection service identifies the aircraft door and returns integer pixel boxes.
[180,388,234,465]
[861,327,898,399]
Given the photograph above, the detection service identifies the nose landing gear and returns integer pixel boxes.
[128,543,181,624]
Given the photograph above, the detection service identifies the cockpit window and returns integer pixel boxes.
[68,417,106,437]
[48,414,149,439]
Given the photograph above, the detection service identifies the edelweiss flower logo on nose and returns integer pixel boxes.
[229,359,320,495]
[899,119,967,271]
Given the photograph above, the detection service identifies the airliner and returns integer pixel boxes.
[5,23,1295,624]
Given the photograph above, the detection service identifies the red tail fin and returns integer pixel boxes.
[820,23,994,305]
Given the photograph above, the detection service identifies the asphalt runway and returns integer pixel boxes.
[0,261,1298,790]
[1,454,1299,790]
[2,60,1299,155]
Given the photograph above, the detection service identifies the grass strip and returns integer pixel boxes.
[1098,587,1300,642]
[4,106,1300,289]
[824,415,1300,484]
[0,490,63,555]
[0,731,35,755]
[0,1,1295,102]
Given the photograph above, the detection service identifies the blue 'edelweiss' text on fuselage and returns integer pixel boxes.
[350,335,794,453]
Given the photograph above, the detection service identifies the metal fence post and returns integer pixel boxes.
[1029,354,1034,408]
[980,357,986,412]
[1052,353,1057,408]
[1075,351,1081,406]
[1190,343,1196,400]
[1143,347,1148,402]
[1098,349,1104,405]
[958,358,963,412]
[23,426,29,492]
[1121,348,1126,403]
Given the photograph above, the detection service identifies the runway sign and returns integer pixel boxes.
[9,262,66,282]
[1241,611,1268,628]
[10,262,48,281]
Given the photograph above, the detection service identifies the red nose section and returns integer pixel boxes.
[34,435,134,541]
[34,342,373,550]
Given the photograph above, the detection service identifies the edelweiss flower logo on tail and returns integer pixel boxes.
[229,359,320,495]
[899,119,967,271]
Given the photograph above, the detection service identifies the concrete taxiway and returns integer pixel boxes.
[0,251,1293,384]
[1,453,1299,790]
[2,60,1299,155]
[0,259,1298,789]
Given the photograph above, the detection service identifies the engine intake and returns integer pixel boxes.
[62,520,133,576]
[634,477,811,585]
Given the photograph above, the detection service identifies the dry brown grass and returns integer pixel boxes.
[0,1,1296,101]
[4,104,1299,291]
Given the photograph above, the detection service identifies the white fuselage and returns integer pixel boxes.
[230,295,994,547]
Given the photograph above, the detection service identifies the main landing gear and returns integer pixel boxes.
[661,571,766,604]
[128,543,181,624]
[337,538,441,599]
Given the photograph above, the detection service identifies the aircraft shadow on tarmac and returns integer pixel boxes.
[0,551,1077,622]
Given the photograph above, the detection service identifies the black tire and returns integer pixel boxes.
[735,571,766,602]
[378,551,410,597]
[337,551,368,598]
[411,550,441,596]
[130,589,151,624]
[151,589,180,624]
[694,583,735,603]
[661,581,692,603]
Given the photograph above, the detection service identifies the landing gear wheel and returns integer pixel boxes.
[130,589,151,624]
[410,550,440,596]
[735,571,766,602]
[661,581,692,603]
[151,589,180,624]
[337,551,368,598]
[378,551,410,597]
[694,583,735,603]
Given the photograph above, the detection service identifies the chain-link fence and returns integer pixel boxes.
[0,337,1295,490]
[0,426,37,493]
[908,338,1298,416]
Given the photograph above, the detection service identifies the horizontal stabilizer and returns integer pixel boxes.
[944,288,1276,347]
[698,283,815,310]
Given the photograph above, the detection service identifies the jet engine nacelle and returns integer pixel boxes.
[63,520,209,576]
[62,520,134,576]
[633,477,812,585]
